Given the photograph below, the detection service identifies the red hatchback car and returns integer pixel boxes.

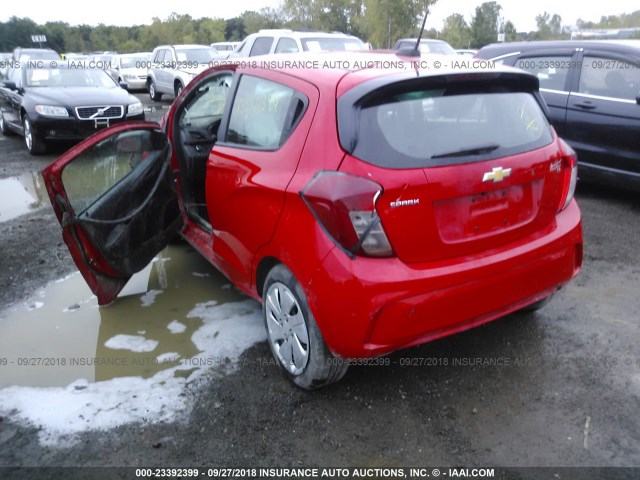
[42,52,583,389]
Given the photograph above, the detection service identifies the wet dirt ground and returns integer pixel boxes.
[1,93,639,478]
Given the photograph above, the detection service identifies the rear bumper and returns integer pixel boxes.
[122,78,147,90]
[308,200,582,358]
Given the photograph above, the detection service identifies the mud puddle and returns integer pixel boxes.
[0,243,266,446]
[0,172,47,223]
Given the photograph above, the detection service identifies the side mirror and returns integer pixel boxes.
[119,81,129,90]
[2,81,17,91]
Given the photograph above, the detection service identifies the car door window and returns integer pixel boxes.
[578,56,640,101]
[514,56,572,92]
[153,50,163,63]
[275,37,299,54]
[179,73,233,129]
[249,37,274,56]
[225,75,300,149]
[61,129,168,215]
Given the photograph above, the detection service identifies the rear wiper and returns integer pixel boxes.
[431,143,500,159]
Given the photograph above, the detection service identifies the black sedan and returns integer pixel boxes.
[0,64,144,154]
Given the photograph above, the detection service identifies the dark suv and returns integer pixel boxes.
[476,40,640,191]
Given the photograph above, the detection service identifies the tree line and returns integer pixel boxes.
[0,1,637,54]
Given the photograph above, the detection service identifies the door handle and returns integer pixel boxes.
[574,101,596,110]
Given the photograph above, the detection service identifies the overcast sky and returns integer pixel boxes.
[0,0,635,33]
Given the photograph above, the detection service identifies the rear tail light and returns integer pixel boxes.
[558,139,578,212]
[300,172,394,258]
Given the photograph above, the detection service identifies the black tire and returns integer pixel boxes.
[0,109,12,136]
[149,79,162,101]
[175,82,184,98]
[263,264,348,390]
[22,115,46,155]
[520,292,555,313]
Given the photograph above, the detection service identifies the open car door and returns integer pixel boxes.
[42,122,183,305]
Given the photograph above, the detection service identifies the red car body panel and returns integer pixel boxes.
[205,70,321,293]
[338,141,567,263]
[305,200,581,358]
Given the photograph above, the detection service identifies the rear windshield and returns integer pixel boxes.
[347,85,554,168]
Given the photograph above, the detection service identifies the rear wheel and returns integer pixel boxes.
[23,115,46,155]
[149,80,162,101]
[520,292,555,313]
[263,264,348,390]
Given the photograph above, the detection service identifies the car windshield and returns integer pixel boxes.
[92,55,117,64]
[175,49,218,63]
[120,55,150,68]
[397,39,457,55]
[26,68,116,88]
[345,84,554,168]
[398,40,456,55]
[301,37,365,52]
[419,42,456,55]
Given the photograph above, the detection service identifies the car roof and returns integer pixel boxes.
[14,47,57,53]
[12,47,59,59]
[119,52,151,57]
[251,29,360,39]
[156,44,212,50]
[478,39,640,57]
[397,38,449,43]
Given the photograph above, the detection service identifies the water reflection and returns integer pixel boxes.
[0,172,47,223]
[0,243,249,388]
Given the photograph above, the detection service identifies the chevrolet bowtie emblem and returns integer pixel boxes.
[482,167,512,183]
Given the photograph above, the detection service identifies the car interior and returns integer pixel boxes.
[174,72,234,229]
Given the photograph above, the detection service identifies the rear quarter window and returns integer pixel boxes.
[345,83,554,168]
